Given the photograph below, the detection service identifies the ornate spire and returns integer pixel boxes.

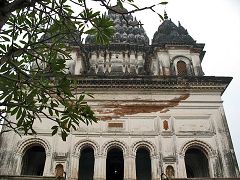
[164,10,168,20]
[85,4,149,45]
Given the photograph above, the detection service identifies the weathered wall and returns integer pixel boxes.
[0,88,239,179]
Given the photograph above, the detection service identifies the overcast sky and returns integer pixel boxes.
[130,0,240,165]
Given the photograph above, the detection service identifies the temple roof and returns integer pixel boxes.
[85,4,149,45]
[152,18,196,45]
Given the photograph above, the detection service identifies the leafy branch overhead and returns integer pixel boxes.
[0,0,167,140]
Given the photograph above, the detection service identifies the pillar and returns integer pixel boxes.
[157,51,170,76]
[43,154,52,176]
[151,155,160,180]
[124,155,136,180]
[208,155,217,178]
[70,155,79,180]
[94,155,106,180]
[191,53,202,76]
[15,153,22,175]
[177,154,187,178]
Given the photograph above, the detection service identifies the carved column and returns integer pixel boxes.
[15,153,22,175]
[43,153,52,176]
[208,154,217,178]
[129,155,136,180]
[151,155,160,180]
[177,154,187,178]
[124,155,129,180]
[124,154,136,180]
[70,154,79,180]
[191,53,202,76]
[94,155,106,180]
[129,51,136,74]
[157,51,170,75]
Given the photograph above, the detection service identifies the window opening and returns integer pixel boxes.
[177,60,187,76]
[106,148,124,180]
[136,148,151,180]
[185,148,210,178]
[21,145,46,176]
[78,147,95,180]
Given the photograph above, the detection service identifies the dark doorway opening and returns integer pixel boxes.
[185,148,210,178]
[136,148,152,180]
[21,145,46,176]
[78,147,95,180]
[106,148,124,180]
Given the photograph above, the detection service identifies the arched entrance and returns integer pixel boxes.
[21,145,46,176]
[136,148,151,180]
[106,148,124,180]
[78,147,95,180]
[185,148,210,178]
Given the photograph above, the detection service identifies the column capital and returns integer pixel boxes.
[124,154,136,159]
[151,154,159,159]
[95,154,106,158]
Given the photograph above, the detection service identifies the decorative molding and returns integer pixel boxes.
[53,152,68,161]
[15,137,51,156]
[102,140,128,156]
[72,139,100,157]
[171,55,192,64]
[69,76,232,94]
[163,156,176,162]
[179,139,215,157]
[131,140,157,156]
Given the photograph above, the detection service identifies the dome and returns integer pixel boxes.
[152,19,196,45]
[85,4,149,45]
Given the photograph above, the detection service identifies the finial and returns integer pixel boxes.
[178,21,181,27]
[164,10,168,20]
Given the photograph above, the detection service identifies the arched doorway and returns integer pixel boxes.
[21,145,46,176]
[106,148,124,180]
[185,148,210,178]
[78,147,95,180]
[136,148,151,180]
[177,60,187,76]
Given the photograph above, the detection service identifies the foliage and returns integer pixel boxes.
[0,0,167,140]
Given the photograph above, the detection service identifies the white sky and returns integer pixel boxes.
[89,0,240,165]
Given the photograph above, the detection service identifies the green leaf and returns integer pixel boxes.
[55,110,59,117]
[79,95,85,102]
[85,28,97,35]
[0,35,11,42]
[61,131,67,141]
[20,40,27,45]
[158,13,164,21]
[11,107,19,116]
[17,117,24,127]
[52,128,58,136]
[16,107,22,120]
[21,109,26,120]
[51,126,59,130]
[160,1,168,5]
[48,107,53,116]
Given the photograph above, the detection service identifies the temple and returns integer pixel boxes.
[0,5,239,180]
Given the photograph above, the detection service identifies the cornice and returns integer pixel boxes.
[69,76,232,95]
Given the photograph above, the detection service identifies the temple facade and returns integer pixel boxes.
[0,5,239,180]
